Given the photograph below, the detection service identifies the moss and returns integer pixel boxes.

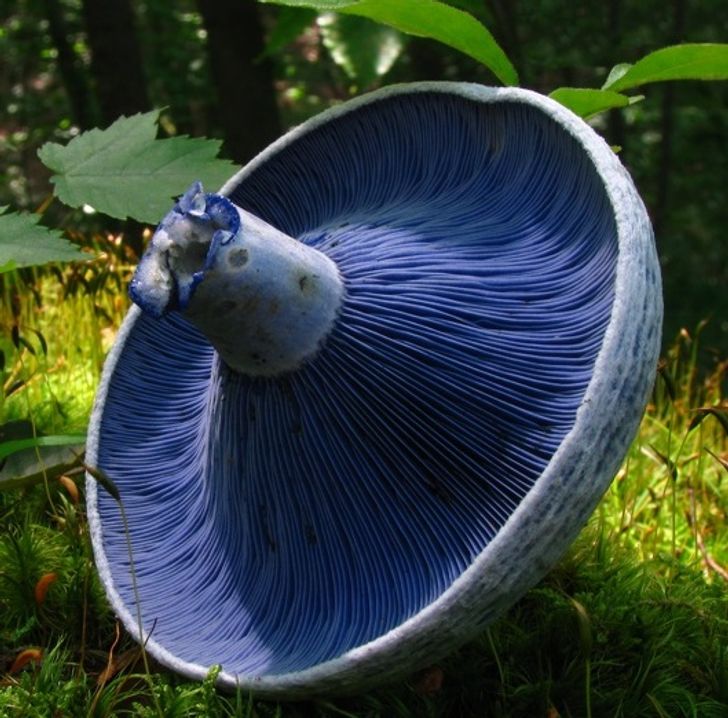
[0,273,726,716]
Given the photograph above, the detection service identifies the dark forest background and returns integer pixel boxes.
[1,0,727,359]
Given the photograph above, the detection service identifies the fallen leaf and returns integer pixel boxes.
[9,648,42,673]
[34,572,58,606]
[59,475,80,503]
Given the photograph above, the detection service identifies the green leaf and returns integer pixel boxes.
[0,206,86,272]
[0,434,87,462]
[604,43,728,92]
[262,6,318,58]
[549,88,631,119]
[319,13,404,87]
[0,442,84,494]
[264,0,353,6]
[262,0,518,85]
[602,63,632,90]
[38,111,236,224]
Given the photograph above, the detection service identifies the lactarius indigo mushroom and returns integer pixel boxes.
[86,83,662,697]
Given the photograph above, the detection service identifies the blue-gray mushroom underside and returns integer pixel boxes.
[88,87,661,694]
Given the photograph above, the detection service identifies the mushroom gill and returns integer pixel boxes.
[86,83,662,697]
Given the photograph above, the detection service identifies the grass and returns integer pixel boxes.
[0,268,726,717]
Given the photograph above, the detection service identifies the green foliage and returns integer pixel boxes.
[548,87,632,119]
[551,43,728,119]
[0,420,85,493]
[266,0,353,6]
[1,260,726,714]
[3,4,726,281]
[0,644,90,718]
[318,14,404,89]
[38,110,235,224]
[0,207,86,274]
[1,2,727,712]
[0,435,86,463]
[0,433,85,493]
[262,0,519,85]
[263,6,319,58]
[261,6,728,117]
[604,43,728,92]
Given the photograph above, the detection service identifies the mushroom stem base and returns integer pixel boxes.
[130,182,344,377]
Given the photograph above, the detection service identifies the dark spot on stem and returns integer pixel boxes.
[228,248,249,267]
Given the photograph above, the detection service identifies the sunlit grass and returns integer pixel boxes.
[0,268,726,717]
[1,255,132,434]
[599,330,727,575]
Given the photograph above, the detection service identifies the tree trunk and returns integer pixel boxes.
[80,0,150,124]
[606,0,626,155]
[486,0,524,85]
[407,38,447,82]
[654,0,687,239]
[196,0,281,164]
[41,0,96,129]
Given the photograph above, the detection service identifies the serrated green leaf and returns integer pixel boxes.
[549,88,631,119]
[0,207,86,272]
[38,110,236,224]
[262,0,518,85]
[319,13,404,87]
[604,43,728,92]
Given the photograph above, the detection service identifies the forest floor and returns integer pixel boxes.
[0,268,726,718]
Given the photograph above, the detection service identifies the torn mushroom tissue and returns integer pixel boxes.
[129,181,344,377]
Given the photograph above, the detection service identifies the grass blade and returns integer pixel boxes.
[0,435,86,462]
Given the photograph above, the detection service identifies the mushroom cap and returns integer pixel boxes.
[86,83,662,698]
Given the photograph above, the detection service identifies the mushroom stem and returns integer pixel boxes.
[129,182,344,376]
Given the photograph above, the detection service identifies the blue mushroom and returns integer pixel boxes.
[86,83,662,698]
